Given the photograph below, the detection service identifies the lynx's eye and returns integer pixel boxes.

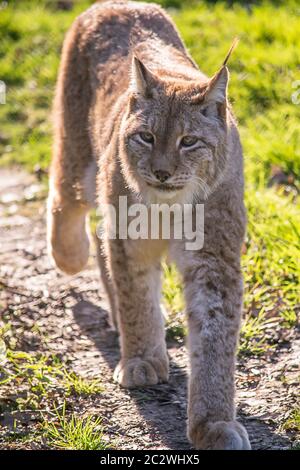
[180,136,198,148]
[139,132,154,144]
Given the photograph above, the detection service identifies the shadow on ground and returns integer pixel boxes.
[72,298,292,450]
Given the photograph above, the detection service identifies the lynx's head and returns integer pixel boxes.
[119,55,231,204]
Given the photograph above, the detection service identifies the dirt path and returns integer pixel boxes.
[0,168,299,450]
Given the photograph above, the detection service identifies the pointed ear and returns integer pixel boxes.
[204,66,229,104]
[131,56,158,98]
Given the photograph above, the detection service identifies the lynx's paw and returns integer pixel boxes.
[50,238,89,275]
[114,356,169,388]
[49,222,90,275]
[48,203,90,275]
[188,420,251,450]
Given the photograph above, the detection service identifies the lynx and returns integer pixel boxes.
[48,0,251,449]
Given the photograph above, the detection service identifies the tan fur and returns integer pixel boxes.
[48,0,250,449]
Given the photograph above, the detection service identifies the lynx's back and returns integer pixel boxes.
[76,1,204,123]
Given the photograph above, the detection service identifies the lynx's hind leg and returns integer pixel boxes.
[47,192,92,276]
[47,17,96,275]
[95,235,119,331]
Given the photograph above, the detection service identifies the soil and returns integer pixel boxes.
[0,168,299,450]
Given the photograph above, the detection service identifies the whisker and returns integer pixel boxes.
[190,176,211,200]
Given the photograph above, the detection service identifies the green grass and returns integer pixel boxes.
[0,0,299,355]
[281,407,300,433]
[43,403,109,450]
[0,0,94,169]
[162,264,186,341]
[0,321,106,448]
[0,346,103,411]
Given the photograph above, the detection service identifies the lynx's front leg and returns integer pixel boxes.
[106,239,169,388]
[178,250,250,449]
[173,197,250,450]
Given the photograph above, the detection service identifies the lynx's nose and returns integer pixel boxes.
[154,170,171,183]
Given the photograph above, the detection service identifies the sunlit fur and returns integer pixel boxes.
[120,73,229,204]
[48,1,250,450]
